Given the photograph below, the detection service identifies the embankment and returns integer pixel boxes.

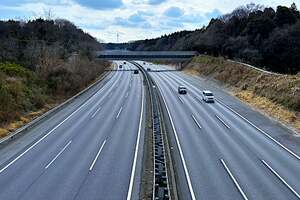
[184,56,300,133]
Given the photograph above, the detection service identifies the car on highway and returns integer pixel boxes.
[134,69,139,74]
[119,65,122,69]
[123,61,126,64]
[178,86,187,94]
[147,68,151,71]
[202,90,214,103]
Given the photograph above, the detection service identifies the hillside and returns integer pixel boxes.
[127,3,300,74]
[0,19,108,137]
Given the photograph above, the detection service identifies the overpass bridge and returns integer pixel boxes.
[96,50,198,61]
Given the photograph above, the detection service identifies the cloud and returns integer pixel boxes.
[205,9,222,19]
[164,6,184,17]
[0,0,31,6]
[148,0,166,5]
[73,0,123,10]
[128,13,146,23]
[114,14,152,29]
[132,0,166,5]
[0,0,295,43]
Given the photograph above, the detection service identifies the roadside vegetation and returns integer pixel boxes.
[185,56,300,132]
[124,3,300,74]
[0,18,108,138]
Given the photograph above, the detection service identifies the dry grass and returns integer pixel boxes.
[235,91,300,132]
[184,55,300,133]
[0,105,55,138]
[0,128,8,138]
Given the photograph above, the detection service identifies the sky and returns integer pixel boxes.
[0,0,296,43]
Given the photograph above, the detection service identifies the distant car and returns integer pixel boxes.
[123,61,126,64]
[202,90,214,103]
[143,62,146,65]
[134,69,139,74]
[119,65,123,68]
[147,68,151,71]
[178,86,187,94]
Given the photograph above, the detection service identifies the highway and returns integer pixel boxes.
[0,61,145,200]
[140,61,300,200]
[0,59,299,200]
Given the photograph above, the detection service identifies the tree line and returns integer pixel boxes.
[125,3,300,74]
[0,18,101,70]
[0,18,107,126]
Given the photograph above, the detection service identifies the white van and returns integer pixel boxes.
[202,90,214,103]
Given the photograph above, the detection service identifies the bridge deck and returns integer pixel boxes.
[97,50,198,60]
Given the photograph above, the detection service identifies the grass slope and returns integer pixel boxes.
[185,56,300,133]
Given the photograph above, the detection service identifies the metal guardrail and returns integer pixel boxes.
[152,85,170,200]
[130,62,170,200]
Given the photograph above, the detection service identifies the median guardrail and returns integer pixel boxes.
[130,62,171,200]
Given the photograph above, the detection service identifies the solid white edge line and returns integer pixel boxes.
[216,100,300,160]
[45,140,72,169]
[261,159,300,199]
[89,140,106,171]
[0,71,118,174]
[169,73,300,161]
[215,115,231,129]
[157,84,196,200]
[191,115,202,129]
[220,159,249,200]
[91,106,102,119]
[116,107,123,119]
[126,83,144,200]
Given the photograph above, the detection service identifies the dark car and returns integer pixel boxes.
[119,65,122,69]
[134,69,139,74]
[178,86,187,94]
[147,68,151,71]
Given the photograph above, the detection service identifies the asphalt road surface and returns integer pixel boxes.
[140,61,300,200]
[0,61,145,200]
[0,59,299,200]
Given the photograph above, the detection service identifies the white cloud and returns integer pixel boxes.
[0,0,296,42]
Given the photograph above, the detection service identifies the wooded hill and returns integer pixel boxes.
[126,3,300,74]
[0,18,107,130]
[0,18,101,69]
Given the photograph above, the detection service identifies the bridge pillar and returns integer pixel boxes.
[178,62,182,70]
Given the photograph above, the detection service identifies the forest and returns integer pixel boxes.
[0,18,106,130]
[0,18,101,69]
[126,3,300,74]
